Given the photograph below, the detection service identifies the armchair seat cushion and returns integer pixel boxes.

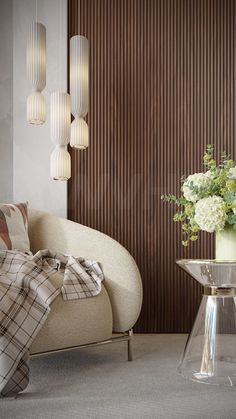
[30,272,113,355]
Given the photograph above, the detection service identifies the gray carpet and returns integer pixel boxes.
[1,334,236,419]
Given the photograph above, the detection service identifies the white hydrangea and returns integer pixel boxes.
[205,170,213,179]
[228,167,236,179]
[194,196,227,233]
[182,172,212,203]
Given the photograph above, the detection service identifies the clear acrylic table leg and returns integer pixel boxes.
[178,287,236,386]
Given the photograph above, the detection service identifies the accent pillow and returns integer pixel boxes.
[0,203,30,252]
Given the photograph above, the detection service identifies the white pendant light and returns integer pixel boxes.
[70,35,89,149]
[50,146,71,181]
[70,117,89,149]
[50,91,71,180]
[26,91,46,125]
[70,35,89,117]
[27,21,46,125]
[50,91,71,145]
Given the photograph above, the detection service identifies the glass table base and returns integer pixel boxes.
[179,334,236,386]
[177,260,236,386]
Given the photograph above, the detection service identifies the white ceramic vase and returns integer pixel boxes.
[215,226,236,261]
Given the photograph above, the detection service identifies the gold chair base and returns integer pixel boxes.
[31,329,133,362]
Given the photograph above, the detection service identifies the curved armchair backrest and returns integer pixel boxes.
[28,209,143,333]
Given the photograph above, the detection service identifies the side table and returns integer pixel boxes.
[177,260,236,386]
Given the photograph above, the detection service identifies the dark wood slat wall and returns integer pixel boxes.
[68,0,236,332]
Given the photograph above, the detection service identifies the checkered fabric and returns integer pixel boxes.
[0,249,104,398]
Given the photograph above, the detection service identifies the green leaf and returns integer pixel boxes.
[223,191,235,204]
[227,213,236,225]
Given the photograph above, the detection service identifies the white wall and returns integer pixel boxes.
[0,0,13,202]
[13,0,68,218]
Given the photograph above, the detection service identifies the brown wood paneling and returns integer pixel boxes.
[68,0,236,332]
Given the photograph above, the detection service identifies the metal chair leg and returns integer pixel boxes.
[128,329,133,361]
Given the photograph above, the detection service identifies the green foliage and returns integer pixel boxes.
[223,191,235,204]
[226,213,236,225]
[161,194,187,206]
[203,144,216,170]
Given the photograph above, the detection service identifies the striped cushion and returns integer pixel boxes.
[0,203,30,252]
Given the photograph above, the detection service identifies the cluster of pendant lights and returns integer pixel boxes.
[26,21,89,181]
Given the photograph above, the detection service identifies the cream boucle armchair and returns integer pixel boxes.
[28,209,143,360]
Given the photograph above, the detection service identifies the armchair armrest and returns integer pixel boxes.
[28,209,143,332]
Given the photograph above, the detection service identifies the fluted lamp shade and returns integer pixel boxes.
[27,22,46,125]
[50,92,71,145]
[50,146,71,181]
[70,35,89,149]
[70,35,89,117]
[70,117,89,149]
[50,91,71,180]
[27,91,46,125]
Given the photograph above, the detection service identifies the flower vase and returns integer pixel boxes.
[215,226,236,261]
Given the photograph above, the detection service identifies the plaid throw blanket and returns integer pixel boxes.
[0,249,104,398]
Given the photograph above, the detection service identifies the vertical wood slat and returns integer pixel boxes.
[68,0,236,333]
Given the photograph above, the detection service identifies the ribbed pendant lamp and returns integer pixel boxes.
[70,117,89,149]
[69,35,89,149]
[50,146,71,181]
[27,21,46,124]
[50,92,71,180]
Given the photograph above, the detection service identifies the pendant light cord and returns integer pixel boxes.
[35,0,38,22]
[58,0,62,91]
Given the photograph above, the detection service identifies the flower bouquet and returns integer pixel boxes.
[161,145,236,251]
